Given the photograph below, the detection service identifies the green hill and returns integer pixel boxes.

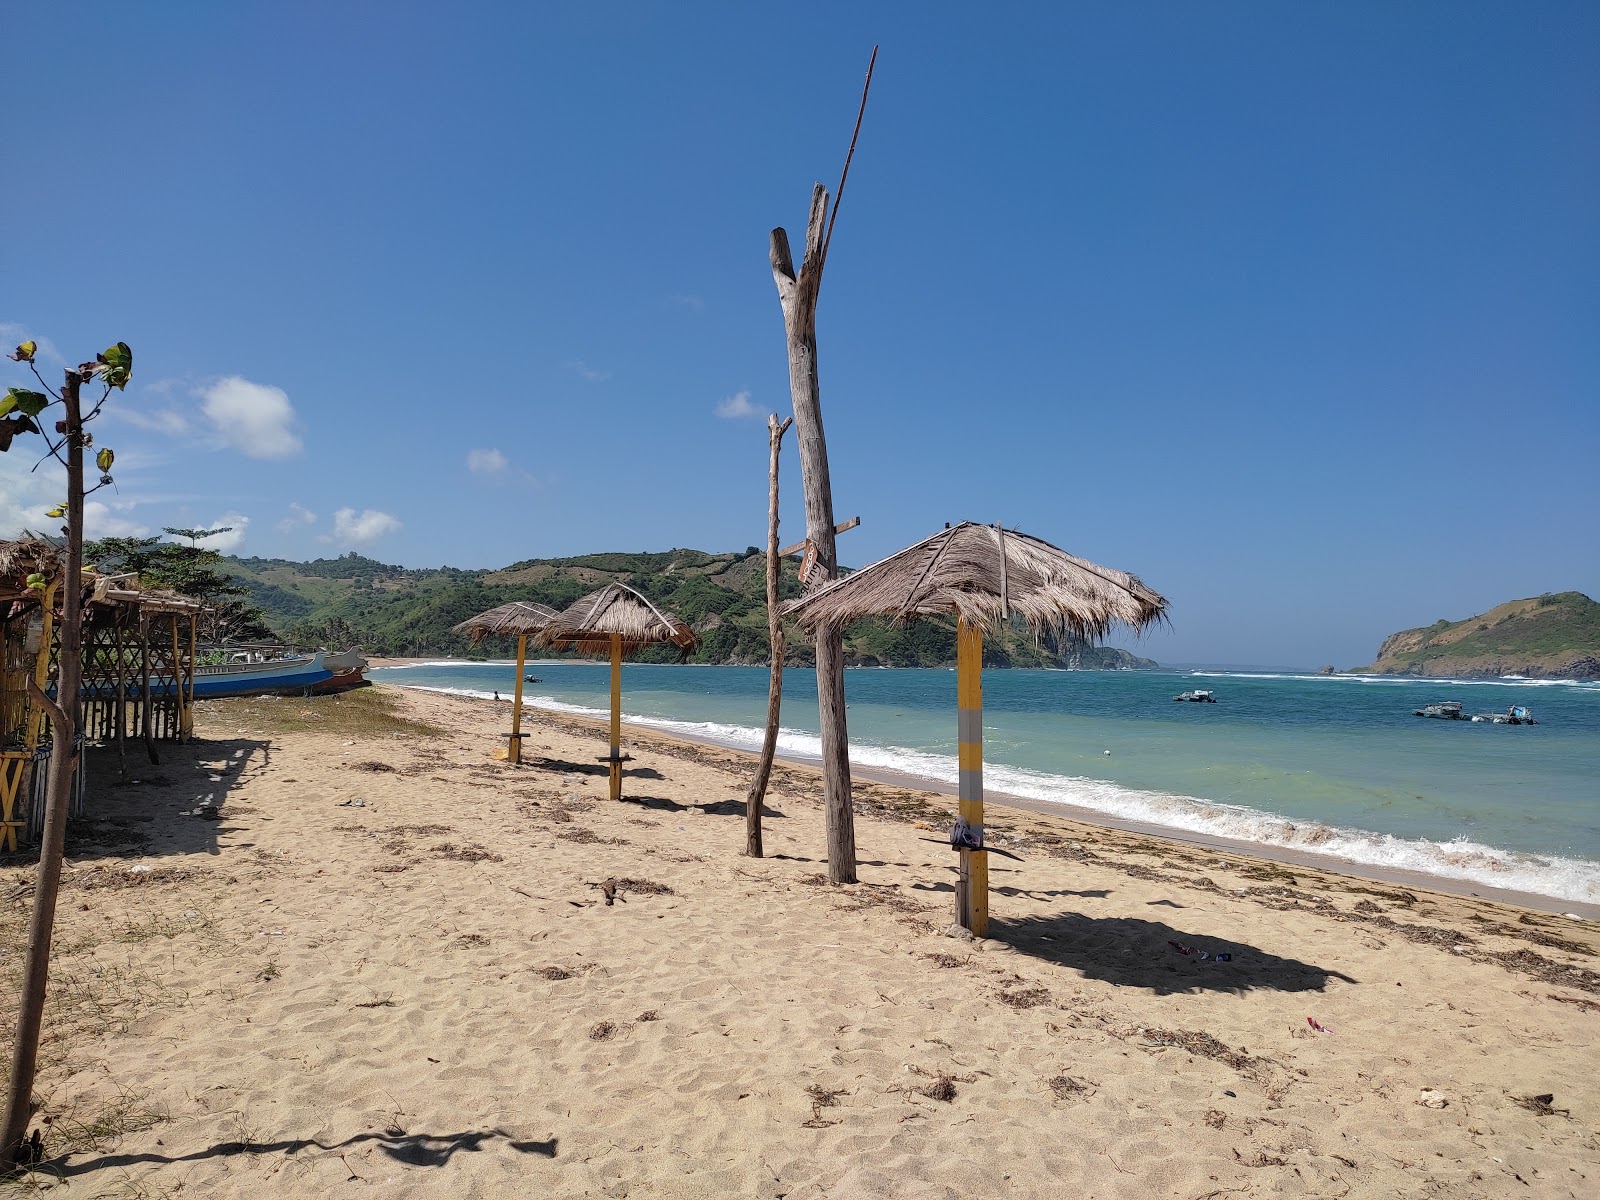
[225,549,1160,671]
[1354,592,1600,679]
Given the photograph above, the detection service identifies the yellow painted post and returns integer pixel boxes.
[957,616,988,936]
[507,633,528,764]
[0,754,26,852]
[609,632,623,800]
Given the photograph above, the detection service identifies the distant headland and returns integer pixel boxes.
[1353,592,1600,680]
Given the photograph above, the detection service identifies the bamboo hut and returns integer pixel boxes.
[786,522,1167,936]
[451,601,559,763]
[0,540,204,848]
[536,584,697,800]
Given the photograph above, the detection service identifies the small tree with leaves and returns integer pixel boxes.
[1,337,131,1169]
[87,527,272,643]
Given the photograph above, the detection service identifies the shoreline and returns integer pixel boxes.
[378,680,1600,921]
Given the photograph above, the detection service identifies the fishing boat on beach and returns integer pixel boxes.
[190,651,333,698]
[312,648,371,694]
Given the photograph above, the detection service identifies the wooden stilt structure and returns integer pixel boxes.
[449,601,559,764]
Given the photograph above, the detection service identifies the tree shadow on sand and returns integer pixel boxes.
[621,794,786,818]
[991,910,1357,996]
[35,1127,556,1181]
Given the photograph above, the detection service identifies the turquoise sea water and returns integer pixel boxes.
[371,662,1600,904]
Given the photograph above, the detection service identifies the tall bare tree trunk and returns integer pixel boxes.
[3,371,87,1168]
[771,189,856,884]
[746,414,793,857]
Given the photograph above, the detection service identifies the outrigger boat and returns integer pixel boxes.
[1415,701,1465,719]
[1173,689,1216,703]
[1471,705,1538,725]
[191,651,332,698]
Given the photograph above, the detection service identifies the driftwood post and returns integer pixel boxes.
[769,47,875,885]
[746,414,793,857]
[3,371,87,1167]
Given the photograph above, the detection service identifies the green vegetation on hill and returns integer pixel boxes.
[225,548,1160,671]
[1355,592,1600,679]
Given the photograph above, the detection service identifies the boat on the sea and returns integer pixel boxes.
[524,674,543,684]
[1471,704,1538,725]
[191,651,333,699]
[1415,701,1465,720]
[1174,689,1217,703]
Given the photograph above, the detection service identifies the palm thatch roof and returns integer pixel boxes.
[451,601,560,643]
[537,583,698,656]
[0,538,61,600]
[786,522,1167,641]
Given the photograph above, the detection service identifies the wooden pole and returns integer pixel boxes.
[183,614,196,741]
[956,617,988,936]
[769,49,875,885]
[608,632,623,801]
[114,620,127,781]
[772,194,856,885]
[746,414,793,857]
[3,370,88,1166]
[507,633,527,764]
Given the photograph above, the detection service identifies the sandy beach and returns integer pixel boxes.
[3,683,1598,1198]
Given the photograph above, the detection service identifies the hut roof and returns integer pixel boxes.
[785,522,1167,641]
[537,583,698,656]
[451,601,560,643]
[0,538,61,601]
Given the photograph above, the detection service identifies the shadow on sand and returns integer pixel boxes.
[34,1127,557,1181]
[990,909,1358,996]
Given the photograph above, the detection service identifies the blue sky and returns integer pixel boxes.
[4,2,1596,667]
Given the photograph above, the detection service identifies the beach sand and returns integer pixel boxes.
[3,684,1597,1198]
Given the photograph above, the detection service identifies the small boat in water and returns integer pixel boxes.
[524,675,543,684]
[1415,701,1465,719]
[1174,689,1217,703]
[1471,704,1538,725]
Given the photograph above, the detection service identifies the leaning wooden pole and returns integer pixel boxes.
[956,616,988,936]
[3,370,88,1167]
[746,414,794,856]
[608,632,623,801]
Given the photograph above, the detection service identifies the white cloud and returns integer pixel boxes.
[326,507,401,547]
[199,376,303,459]
[566,359,611,383]
[82,501,149,540]
[118,406,192,436]
[168,513,248,553]
[716,389,757,419]
[467,448,508,475]
[276,501,317,532]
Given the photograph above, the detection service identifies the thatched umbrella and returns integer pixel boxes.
[786,522,1167,935]
[536,584,697,800]
[451,601,559,763]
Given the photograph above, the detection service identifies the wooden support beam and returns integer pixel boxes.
[503,633,528,764]
[779,516,860,560]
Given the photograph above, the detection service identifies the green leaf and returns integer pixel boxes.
[98,341,133,389]
[45,505,66,519]
[25,573,46,590]
[2,388,50,418]
[97,447,115,472]
[6,341,37,363]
